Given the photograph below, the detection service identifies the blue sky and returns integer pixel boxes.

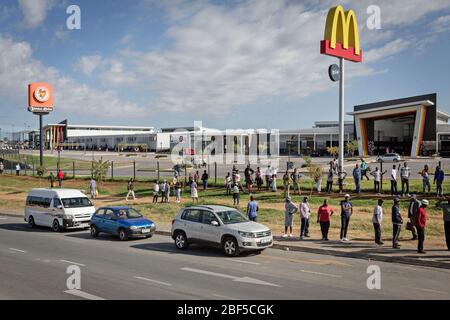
[1,0,450,133]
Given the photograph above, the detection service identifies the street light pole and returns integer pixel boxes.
[338,57,345,173]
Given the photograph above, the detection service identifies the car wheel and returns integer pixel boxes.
[90,224,99,238]
[223,237,240,257]
[28,216,36,228]
[118,228,128,241]
[52,219,61,232]
[174,231,188,250]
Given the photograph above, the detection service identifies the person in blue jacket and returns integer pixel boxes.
[353,164,362,194]
[434,165,445,197]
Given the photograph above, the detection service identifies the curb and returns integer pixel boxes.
[2,212,448,269]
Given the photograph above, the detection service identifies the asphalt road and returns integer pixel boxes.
[20,150,450,181]
[1,215,450,300]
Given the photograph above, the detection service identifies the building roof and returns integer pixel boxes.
[347,100,434,116]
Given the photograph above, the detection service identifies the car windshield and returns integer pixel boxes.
[116,208,143,219]
[215,210,248,224]
[61,197,93,208]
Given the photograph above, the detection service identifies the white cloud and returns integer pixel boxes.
[0,36,144,118]
[75,54,104,76]
[431,15,450,33]
[18,0,54,28]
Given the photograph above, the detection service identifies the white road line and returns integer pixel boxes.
[213,294,238,300]
[408,287,449,295]
[0,217,8,220]
[64,289,106,300]
[300,270,342,278]
[232,259,260,265]
[133,276,172,287]
[8,248,27,253]
[59,259,85,267]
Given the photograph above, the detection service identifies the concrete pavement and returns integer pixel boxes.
[1,215,450,299]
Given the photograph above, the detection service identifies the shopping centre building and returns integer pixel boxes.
[38,93,449,158]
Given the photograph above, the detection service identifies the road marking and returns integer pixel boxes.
[300,270,342,278]
[213,293,238,300]
[8,248,27,253]
[64,289,106,300]
[407,286,449,295]
[0,217,7,220]
[59,259,85,267]
[133,276,172,287]
[232,259,260,265]
[181,267,280,287]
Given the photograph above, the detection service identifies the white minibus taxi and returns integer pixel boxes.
[24,188,96,232]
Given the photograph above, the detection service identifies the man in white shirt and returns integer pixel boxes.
[372,199,384,245]
[300,197,311,240]
[390,164,398,195]
[400,162,411,196]
[15,163,21,176]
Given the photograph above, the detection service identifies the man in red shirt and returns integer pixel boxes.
[57,169,64,188]
[317,199,334,241]
[416,199,429,254]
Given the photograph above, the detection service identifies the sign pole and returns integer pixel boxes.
[39,114,44,167]
[338,57,345,173]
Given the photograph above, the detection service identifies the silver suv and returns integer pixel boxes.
[171,205,273,257]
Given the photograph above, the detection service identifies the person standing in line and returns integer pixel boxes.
[89,177,97,199]
[326,168,334,193]
[125,178,136,201]
[434,165,445,197]
[194,170,199,185]
[360,159,370,181]
[57,169,64,188]
[352,164,361,194]
[190,180,199,203]
[232,183,240,205]
[165,180,171,203]
[390,165,398,195]
[291,168,301,195]
[370,167,386,194]
[225,172,231,195]
[300,197,311,240]
[283,197,298,238]
[265,165,272,191]
[15,163,21,176]
[201,170,209,190]
[234,170,242,190]
[337,170,347,194]
[317,199,333,241]
[282,171,292,198]
[400,162,411,197]
[160,180,166,203]
[392,197,403,249]
[421,164,431,194]
[0,160,4,174]
[407,194,420,240]
[271,169,277,192]
[48,172,55,188]
[255,167,263,191]
[152,181,159,203]
[416,199,429,254]
[441,198,450,251]
[340,194,353,241]
[244,164,254,193]
[246,195,259,222]
[174,180,181,203]
[372,199,384,245]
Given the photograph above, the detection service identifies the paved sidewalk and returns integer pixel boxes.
[2,210,449,269]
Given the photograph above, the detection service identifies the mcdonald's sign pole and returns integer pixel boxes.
[320,5,362,173]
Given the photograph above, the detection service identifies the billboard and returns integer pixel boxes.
[320,5,362,62]
[28,82,54,113]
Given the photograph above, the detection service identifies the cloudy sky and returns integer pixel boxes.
[1,0,450,133]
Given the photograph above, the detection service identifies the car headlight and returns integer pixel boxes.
[238,231,255,238]
[129,226,138,230]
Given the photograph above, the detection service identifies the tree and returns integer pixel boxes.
[302,156,322,195]
[326,146,339,157]
[91,159,110,184]
[346,140,359,157]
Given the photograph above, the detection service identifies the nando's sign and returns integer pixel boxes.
[320,5,362,62]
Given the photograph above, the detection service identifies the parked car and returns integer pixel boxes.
[90,206,156,241]
[376,153,401,163]
[171,205,273,257]
[25,188,95,232]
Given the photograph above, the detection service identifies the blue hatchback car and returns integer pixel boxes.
[90,206,156,241]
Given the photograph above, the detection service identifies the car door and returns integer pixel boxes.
[181,209,202,241]
[92,209,106,231]
[52,197,64,223]
[102,209,117,234]
[199,210,221,245]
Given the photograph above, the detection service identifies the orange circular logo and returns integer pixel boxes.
[34,86,50,103]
